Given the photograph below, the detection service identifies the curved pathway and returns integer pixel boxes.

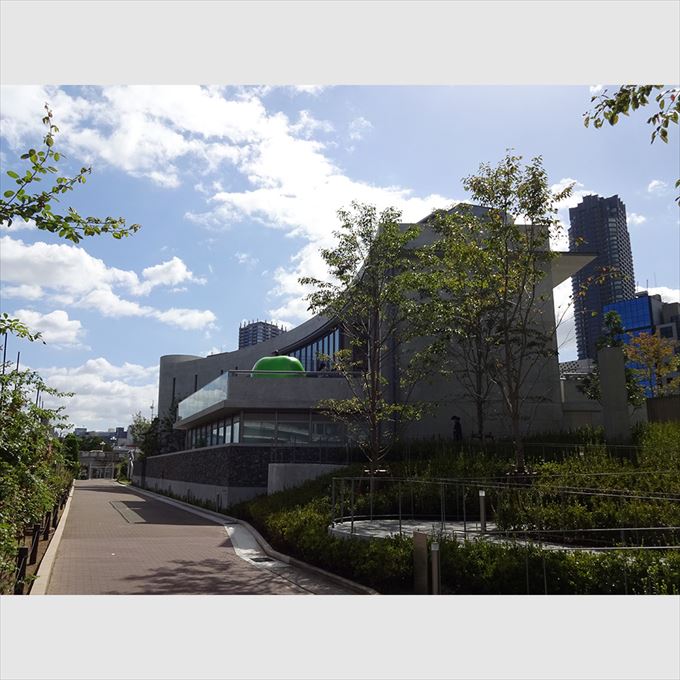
[45,480,346,595]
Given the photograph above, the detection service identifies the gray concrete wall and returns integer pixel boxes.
[176,372,355,428]
[138,476,264,509]
[598,346,632,442]
[401,264,565,440]
[267,463,346,495]
[647,395,680,423]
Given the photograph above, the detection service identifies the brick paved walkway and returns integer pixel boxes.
[46,480,320,594]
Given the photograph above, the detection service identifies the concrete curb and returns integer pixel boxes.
[31,484,75,595]
[125,482,378,595]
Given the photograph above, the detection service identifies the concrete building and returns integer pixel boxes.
[140,208,597,507]
[569,195,635,360]
[238,320,286,349]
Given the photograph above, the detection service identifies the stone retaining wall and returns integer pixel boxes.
[132,445,350,507]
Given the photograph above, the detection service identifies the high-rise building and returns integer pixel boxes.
[238,320,286,349]
[569,194,635,360]
[603,291,680,394]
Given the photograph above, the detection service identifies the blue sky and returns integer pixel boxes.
[1,85,678,430]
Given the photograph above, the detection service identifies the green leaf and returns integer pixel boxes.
[7,170,19,179]
[3,190,15,197]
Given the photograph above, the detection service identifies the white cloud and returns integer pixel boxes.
[589,85,604,96]
[291,110,334,139]
[550,177,597,251]
[37,358,159,431]
[647,179,668,195]
[291,85,327,95]
[12,309,84,347]
[348,116,373,141]
[136,256,206,295]
[1,86,457,323]
[637,286,680,303]
[234,252,259,268]
[151,308,217,330]
[2,283,43,300]
[552,279,577,360]
[628,213,647,226]
[0,235,216,330]
[1,218,36,232]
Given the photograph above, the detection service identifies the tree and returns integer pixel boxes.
[578,311,646,409]
[62,433,80,468]
[129,412,160,458]
[416,206,500,440]
[426,153,572,471]
[0,105,140,591]
[583,85,679,202]
[77,435,113,452]
[300,202,428,473]
[0,346,73,592]
[0,104,141,242]
[625,332,680,398]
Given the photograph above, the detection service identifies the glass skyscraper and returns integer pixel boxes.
[569,194,635,360]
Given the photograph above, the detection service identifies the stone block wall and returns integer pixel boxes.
[133,445,351,507]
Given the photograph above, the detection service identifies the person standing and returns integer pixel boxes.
[451,415,462,442]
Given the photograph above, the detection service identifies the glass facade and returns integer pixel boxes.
[604,297,652,334]
[289,327,341,371]
[187,414,239,449]
[184,410,344,449]
[177,373,228,421]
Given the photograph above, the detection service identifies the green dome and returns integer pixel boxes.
[251,355,305,377]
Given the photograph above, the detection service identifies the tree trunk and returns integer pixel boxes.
[511,407,525,472]
[475,367,485,440]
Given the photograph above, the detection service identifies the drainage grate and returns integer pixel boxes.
[250,556,274,563]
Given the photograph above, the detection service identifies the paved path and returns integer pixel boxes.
[46,480,347,595]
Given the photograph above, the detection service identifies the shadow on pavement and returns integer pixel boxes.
[103,555,307,595]
[76,481,217,527]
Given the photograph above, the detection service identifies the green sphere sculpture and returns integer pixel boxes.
[251,355,305,378]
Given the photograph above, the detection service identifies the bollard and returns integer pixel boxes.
[43,512,51,540]
[350,479,355,535]
[51,506,59,529]
[431,542,441,595]
[479,489,486,534]
[14,547,29,595]
[413,531,429,594]
[29,523,41,565]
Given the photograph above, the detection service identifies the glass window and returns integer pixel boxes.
[277,412,310,444]
[311,414,345,443]
[242,413,277,443]
[212,422,219,446]
[225,417,232,444]
[232,416,240,443]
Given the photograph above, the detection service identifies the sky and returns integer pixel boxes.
[1,84,678,431]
